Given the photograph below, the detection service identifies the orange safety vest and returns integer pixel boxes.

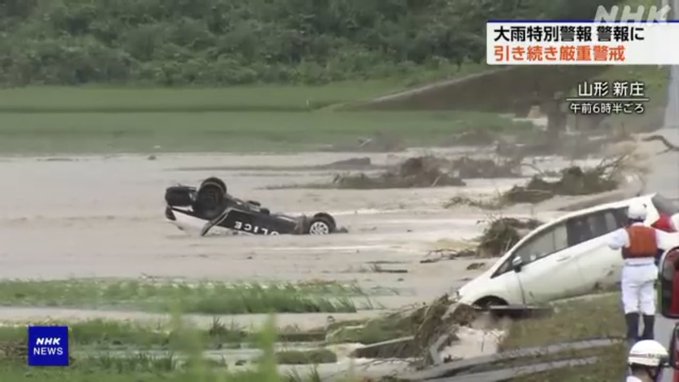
[622,226,658,259]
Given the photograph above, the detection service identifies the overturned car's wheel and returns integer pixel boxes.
[165,186,193,207]
[201,177,227,195]
[195,177,227,220]
[307,213,336,235]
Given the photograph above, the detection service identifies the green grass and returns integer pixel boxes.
[502,293,628,382]
[0,64,493,113]
[0,315,347,381]
[0,279,378,314]
[325,316,413,345]
[0,83,404,113]
[0,109,525,154]
[0,318,251,349]
[0,73,530,155]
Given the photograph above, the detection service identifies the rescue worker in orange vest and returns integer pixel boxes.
[608,200,679,348]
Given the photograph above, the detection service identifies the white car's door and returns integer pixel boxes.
[511,221,584,304]
[570,208,627,291]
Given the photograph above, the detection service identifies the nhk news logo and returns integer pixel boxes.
[27,326,69,366]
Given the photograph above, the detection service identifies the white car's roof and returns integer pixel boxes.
[548,193,657,223]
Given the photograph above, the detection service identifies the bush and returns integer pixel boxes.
[0,0,625,86]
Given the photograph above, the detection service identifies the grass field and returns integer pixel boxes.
[0,62,670,155]
[0,64,493,113]
[505,293,628,382]
[0,279,380,314]
[0,108,525,154]
[0,315,350,382]
[0,83,405,113]
[0,73,531,155]
[0,293,636,381]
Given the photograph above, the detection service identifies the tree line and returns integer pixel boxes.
[0,0,622,86]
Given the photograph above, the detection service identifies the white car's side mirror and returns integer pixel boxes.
[511,256,523,271]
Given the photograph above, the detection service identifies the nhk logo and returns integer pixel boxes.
[35,337,62,346]
[27,326,69,366]
[594,4,672,22]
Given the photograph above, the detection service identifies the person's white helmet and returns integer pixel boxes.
[628,340,669,367]
[627,199,648,221]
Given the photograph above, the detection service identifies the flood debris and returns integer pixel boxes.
[495,131,621,160]
[406,356,599,381]
[398,338,617,381]
[350,336,416,359]
[319,157,373,169]
[175,157,386,172]
[331,157,465,189]
[448,157,628,209]
[321,131,405,152]
[326,295,479,362]
[274,155,522,189]
[422,217,539,261]
[411,297,479,366]
[643,134,679,153]
[476,217,542,258]
[420,249,477,264]
[444,195,503,210]
[451,157,521,179]
[370,264,409,274]
[502,162,620,204]
[465,262,485,271]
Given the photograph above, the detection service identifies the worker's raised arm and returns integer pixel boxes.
[608,228,629,250]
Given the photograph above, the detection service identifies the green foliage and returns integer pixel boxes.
[0,0,624,86]
[0,279,373,314]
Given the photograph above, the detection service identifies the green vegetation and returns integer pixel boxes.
[326,316,412,345]
[0,107,527,154]
[0,0,621,86]
[0,318,247,349]
[0,316,338,381]
[503,293,627,382]
[0,84,404,113]
[0,279,378,314]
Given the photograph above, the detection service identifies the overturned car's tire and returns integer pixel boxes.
[195,177,227,220]
[165,186,194,207]
[201,177,227,195]
[307,213,336,235]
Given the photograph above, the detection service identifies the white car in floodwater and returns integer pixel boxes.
[456,193,679,307]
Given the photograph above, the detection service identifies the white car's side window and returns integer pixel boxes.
[513,223,568,265]
[604,211,619,232]
[567,209,625,247]
[553,224,568,249]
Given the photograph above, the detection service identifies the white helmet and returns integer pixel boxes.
[628,340,669,367]
[628,199,648,221]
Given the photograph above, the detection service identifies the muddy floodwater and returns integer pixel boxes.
[0,147,644,377]
[0,150,577,320]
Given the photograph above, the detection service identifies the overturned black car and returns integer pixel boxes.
[164,177,338,236]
